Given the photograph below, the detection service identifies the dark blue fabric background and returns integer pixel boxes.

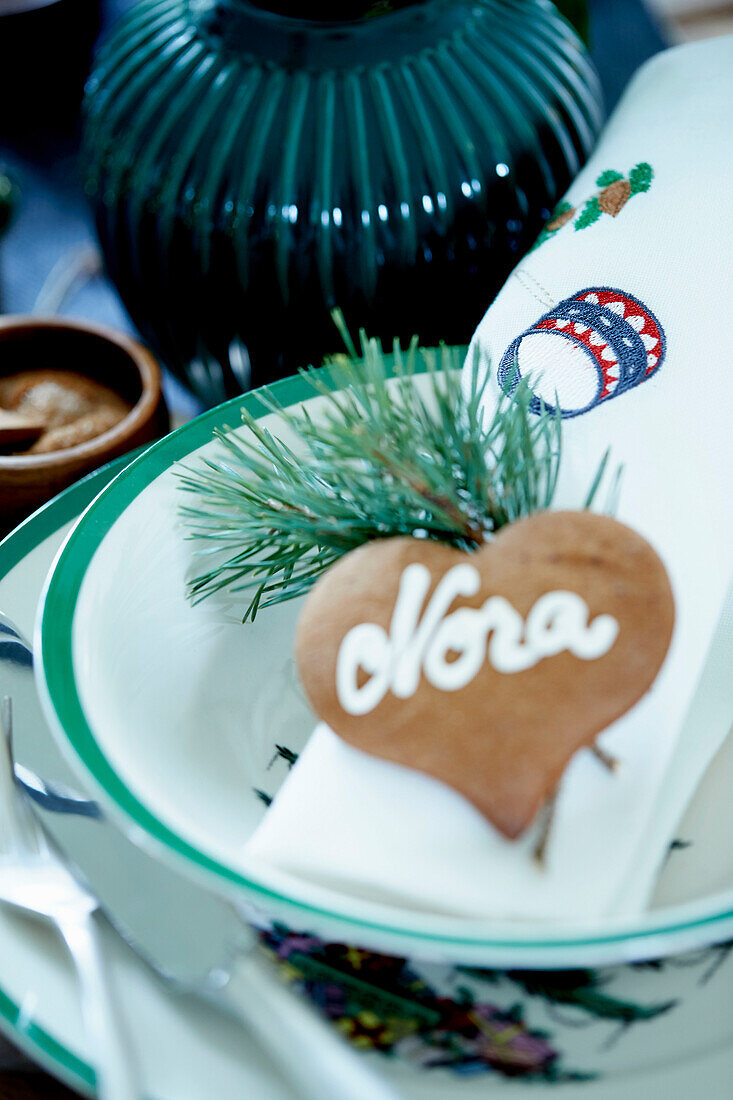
[0,0,668,417]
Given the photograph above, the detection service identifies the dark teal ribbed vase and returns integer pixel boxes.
[84,0,602,405]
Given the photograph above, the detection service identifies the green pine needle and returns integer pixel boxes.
[629,162,653,195]
[575,196,601,230]
[177,332,607,622]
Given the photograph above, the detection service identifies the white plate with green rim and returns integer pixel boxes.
[9,380,730,1091]
[33,366,733,970]
[4,488,730,1100]
[9,454,733,1096]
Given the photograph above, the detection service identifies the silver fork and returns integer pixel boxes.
[0,696,137,1100]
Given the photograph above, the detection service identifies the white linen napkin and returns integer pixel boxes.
[245,37,733,922]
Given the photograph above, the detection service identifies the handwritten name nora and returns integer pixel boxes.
[336,561,619,716]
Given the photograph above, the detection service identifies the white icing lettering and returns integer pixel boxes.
[335,562,619,714]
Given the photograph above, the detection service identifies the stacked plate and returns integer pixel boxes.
[2,370,733,1098]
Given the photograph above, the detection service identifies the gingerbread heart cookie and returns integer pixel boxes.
[296,511,674,839]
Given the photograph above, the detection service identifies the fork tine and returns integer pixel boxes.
[0,697,45,857]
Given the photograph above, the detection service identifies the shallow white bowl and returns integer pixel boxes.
[4,445,728,1092]
[36,368,733,971]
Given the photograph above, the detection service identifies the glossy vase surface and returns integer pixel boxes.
[84,0,603,404]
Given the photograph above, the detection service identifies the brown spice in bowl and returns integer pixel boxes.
[0,370,132,455]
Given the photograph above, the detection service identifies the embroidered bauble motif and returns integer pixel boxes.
[498,287,665,419]
[296,511,674,839]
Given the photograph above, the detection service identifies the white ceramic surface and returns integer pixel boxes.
[1,479,732,1096]
[36,376,733,968]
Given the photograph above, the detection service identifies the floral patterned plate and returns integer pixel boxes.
[1,453,732,1093]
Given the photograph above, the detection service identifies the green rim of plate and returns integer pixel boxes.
[36,368,733,959]
[0,452,142,1095]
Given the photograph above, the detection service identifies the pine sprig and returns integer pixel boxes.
[178,334,583,621]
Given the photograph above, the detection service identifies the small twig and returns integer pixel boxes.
[533,792,557,866]
[369,446,487,545]
[534,747,617,865]
[591,743,619,772]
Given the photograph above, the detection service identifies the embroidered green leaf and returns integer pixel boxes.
[595,169,623,188]
[551,200,574,220]
[574,196,601,230]
[629,162,653,195]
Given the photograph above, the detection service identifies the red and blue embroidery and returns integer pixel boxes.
[498,288,665,419]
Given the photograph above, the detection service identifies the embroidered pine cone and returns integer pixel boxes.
[598,179,631,217]
[546,206,576,232]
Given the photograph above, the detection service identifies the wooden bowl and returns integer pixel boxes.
[0,316,169,535]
